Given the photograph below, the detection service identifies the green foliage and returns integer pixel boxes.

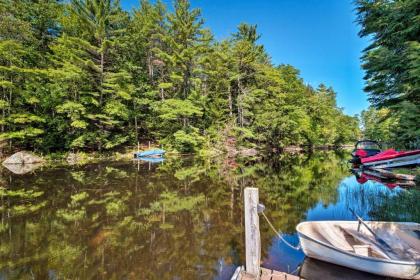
[1,0,359,153]
[361,107,395,143]
[356,0,419,148]
[106,200,126,216]
[362,103,420,148]
[172,128,205,153]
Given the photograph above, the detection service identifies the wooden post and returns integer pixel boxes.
[244,187,261,277]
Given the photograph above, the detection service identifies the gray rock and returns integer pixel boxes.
[66,152,79,165]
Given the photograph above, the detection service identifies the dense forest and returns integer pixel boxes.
[356,0,419,148]
[0,0,359,154]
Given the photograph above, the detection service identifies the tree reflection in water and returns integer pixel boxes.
[0,152,417,279]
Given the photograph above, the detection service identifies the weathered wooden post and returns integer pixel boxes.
[244,187,261,278]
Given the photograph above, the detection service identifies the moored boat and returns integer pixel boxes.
[349,140,420,168]
[361,149,420,168]
[296,221,420,279]
[349,140,382,165]
[134,149,165,158]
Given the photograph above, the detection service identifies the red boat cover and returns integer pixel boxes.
[361,149,420,164]
[355,149,368,158]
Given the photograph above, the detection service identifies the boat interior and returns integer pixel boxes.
[298,221,420,262]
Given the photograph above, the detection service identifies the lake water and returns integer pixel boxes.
[0,152,418,279]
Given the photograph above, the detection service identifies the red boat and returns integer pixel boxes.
[349,140,382,165]
[361,149,420,165]
[350,140,420,168]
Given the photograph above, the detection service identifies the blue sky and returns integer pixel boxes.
[121,0,370,116]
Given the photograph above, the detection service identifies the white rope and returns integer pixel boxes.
[261,211,301,251]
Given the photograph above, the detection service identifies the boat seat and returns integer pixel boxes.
[339,227,393,260]
[340,226,420,262]
[352,245,371,256]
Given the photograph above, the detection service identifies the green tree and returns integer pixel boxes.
[49,0,132,150]
[148,0,210,151]
[356,0,420,147]
[360,107,395,144]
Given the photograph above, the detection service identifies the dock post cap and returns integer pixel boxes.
[257,203,265,214]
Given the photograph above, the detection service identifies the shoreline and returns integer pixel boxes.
[0,144,354,166]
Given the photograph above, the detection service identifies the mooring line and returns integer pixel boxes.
[260,211,301,251]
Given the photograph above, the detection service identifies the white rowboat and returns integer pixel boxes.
[296,221,420,279]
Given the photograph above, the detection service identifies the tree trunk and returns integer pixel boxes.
[2,91,5,133]
[9,77,12,117]
[228,85,233,117]
[133,99,138,143]
[147,52,153,80]
[8,76,12,150]
[160,88,165,101]
[99,40,104,106]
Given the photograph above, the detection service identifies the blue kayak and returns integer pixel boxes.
[134,149,165,158]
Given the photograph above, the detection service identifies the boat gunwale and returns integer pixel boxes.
[296,221,420,266]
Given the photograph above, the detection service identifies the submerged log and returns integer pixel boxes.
[3,151,44,165]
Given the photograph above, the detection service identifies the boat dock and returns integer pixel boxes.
[231,266,303,280]
[231,187,304,280]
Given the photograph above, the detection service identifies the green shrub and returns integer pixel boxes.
[172,128,205,153]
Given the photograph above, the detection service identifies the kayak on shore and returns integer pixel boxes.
[134,149,166,158]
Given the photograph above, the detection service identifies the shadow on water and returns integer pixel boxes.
[299,258,387,280]
[0,151,417,279]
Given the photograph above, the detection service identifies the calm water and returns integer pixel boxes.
[0,152,418,279]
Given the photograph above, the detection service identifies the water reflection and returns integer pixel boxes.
[2,162,43,175]
[351,168,416,188]
[0,152,418,279]
[263,171,419,278]
[299,258,385,280]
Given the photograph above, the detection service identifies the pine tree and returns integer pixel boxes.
[0,2,55,151]
[356,0,419,107]
[49,0,132,150]
[356,0,420,147]
[148,0,210,151]
[128,0,167,141]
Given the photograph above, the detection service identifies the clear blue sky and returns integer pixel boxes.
[121,0,370,116]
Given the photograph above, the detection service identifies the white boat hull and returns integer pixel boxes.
[362,154,420,168]
[297,222,420,279]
